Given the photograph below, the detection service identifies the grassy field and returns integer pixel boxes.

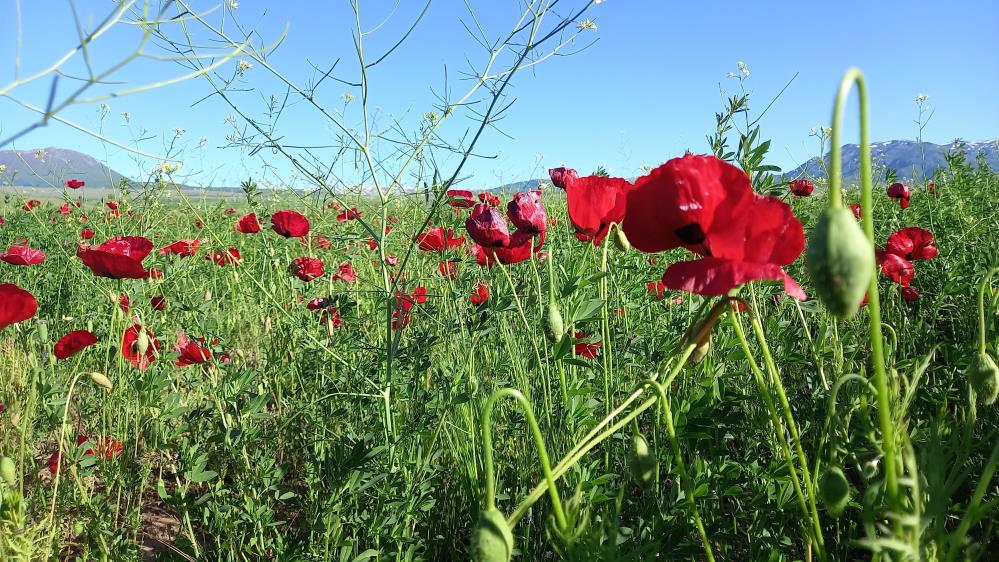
[1,152,998,561]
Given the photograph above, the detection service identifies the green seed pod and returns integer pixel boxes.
[471,507,514,562]
[968,351,999,406]
[0,456,16,486]
[613,226,631,253]
[542,302,564,343]
[819,466,851,518]
[626,433,657,490]
[136,328,150,357]
[806,207,874,319]
[89,372,113,391]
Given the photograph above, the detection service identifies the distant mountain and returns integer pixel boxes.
[784,139,999,180]
[0,147,126,188]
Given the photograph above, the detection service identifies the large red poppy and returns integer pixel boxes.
[466,204,511,248]
[175,335,212,366]
[78,236,153,279]
[121,325,159,370]
[271,210,310,238]
[291,256,325,281]
[565,175,631,244]
[158,239,200,257]
[885,227,937,261]
[446,189,475,208]
[53,330,99,360]
[507,191,547,235]
[465,200,545,266]
[236,213,262,233]
[0,283,38,330]
[789,178,815,197]
[887,182,911,209]
[1,243,46,266]
[623,154,805,299]
[417,227,465,251]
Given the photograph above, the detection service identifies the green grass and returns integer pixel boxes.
[1,160,998,560]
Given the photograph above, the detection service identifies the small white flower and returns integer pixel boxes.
[915,93,929,104]
[173,128,186,137]
[341,92,355,103]
[121,111,131,122]
[0,164,6,174]
[237,59,253,76]
[227,0,238,9]
[34,149,46,160]
[737,61,749,77]
[577,19,598,30]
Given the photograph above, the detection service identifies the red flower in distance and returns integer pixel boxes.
[206,247,241,266]
[53,330,98,360]
[879,253,915,286]
[789,178,815,197]
[885,227,937,261]
[887,182,911,209]
[623,154,806,299]
[446,189,475,208]
[57,203,72,215]
[850,203,863,220]
[573,331,601,359]
[417,227,465,252]
[1,243,46,266]
[271,210,310,238]
[121,325,159,370]
[565,175,631,245]
[900,285,920,302]
[307,297,343,328]
[478,192,501,206]
[175,335,212,367]
[466,204,511,248]
[224,207,236,216]
[77,434,123,460]
[106,201,119,211]
[150,296,167,311]
[21,199,41,211]
[0,283,38,330]
[549,166,578,189]
[64,179,85,189]
[337,207,362,222]
[927,182,937,194]
[118,295,130,313]
[291,256,325,281]
[438,260,459,279]
[81,228,95,239]
[470,281,489,306]
[331,261,357,283]
[236,213,262,233]
[78,236,153,279]
[507,191,547,235]
[646,280,666,300]
[158,239,200,257]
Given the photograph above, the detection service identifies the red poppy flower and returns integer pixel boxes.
[879,253,915,286]
[331,261,357,282]
[507,191,547,235]
[21,199,41,211]
[81,228,95,240]
[158,239,200,257]
[57,203,72,215]
[789,178,815,197]
[307,297,343,327]
[417,227,465,251]
[447,189,476,208]
[1,243,46,266]
[623,154,806,299]
[121,325,159,370]
[438,260,459,279]
[236,213,262,233]
[392,286,428,329]
[106,201,119,211]
[385,255,398,266]
[565,175,631,244]
[175,335,212,366]
[64,179,85,189]
[549,166,578,189]
[77,434,123,460]
[573,331,601,359]
[899,285,920,302]
[291,256,325,281]
[466,204,511,248]
[0,283,38,330]
[48,451,65,474]
[311,235,333,250]
[118,295,130,313]
[150,296,167,311]
[478,192,501,206]
[850,203,863,220]
[224,207,236,216]
[470,281,489,306]
[271,210,310,237]
[337,208,362,222]
[205,247,241,266]
[885,227,937,261]
[887,182,911,209]
[646,280,666,299]
[365,237,379,251]
[927,182,937,194]
[149,268,164,279]
[53,330,98,360]
[78,236,153,279]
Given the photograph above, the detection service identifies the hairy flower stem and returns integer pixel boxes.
[729,312,826,558]
[481,388,567,531]
[830,68,899,519]
[600,232,613,466]
[977,268,999,353]
[495,260,551,422]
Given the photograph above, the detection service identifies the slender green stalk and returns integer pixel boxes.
[977,268,999,353]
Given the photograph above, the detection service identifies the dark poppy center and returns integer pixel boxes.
[675,222,706,245]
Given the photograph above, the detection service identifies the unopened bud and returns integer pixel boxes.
[626,433,657,490]
[89,372,113,391]
[806,207,874,319]
[471,507,514,562]
[969,351,999,405]
[613,226,631,252]
[542,303,564,343]
[819,466,851,518]
[0,456,16,486]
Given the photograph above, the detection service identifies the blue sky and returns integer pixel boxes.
[2,0,997,187]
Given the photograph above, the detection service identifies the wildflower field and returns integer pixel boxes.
[2,2,999,561]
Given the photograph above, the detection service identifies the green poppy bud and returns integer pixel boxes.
[613,226,631,253]
[819,466,851,518]
[806,207,874,319]
[136,328,150,357]
[89,372,113,391]
[542,302,564,343]
[626,433,657,490]
[969,351,999,405]
[471,507,514,562]
[0,457,16,486]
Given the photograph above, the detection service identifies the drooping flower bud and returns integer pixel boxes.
[0,456,16,486]
[819,466,851,518]
[136,329,150,357]
[89,372,113,391]
[806,207,874,318]
[471,507,514,562]
[626,432,657,490]
[613,226,631,253]
[968,351,999,405]
[542,302,564,343]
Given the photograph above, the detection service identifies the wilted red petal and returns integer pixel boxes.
[662,257,806,300]
[53,330,98,360]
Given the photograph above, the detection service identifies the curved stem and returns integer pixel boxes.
[977,268,999,353]
[831,68,898,515]
[481,388,567,530]
[48,371,84,541]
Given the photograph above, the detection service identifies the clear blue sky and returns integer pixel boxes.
[2,1,997,187]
